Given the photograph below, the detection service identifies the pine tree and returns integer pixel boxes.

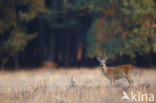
[0,0,47,68]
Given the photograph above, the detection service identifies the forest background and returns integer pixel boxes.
[0,0,156,69]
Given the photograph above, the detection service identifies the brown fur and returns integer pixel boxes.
[101,64,134,87]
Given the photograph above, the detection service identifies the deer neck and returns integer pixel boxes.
[102,63,108,74]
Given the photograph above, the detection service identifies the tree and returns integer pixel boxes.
[0,0,47,68]
[87,0,156,64]
[43,0,91,67]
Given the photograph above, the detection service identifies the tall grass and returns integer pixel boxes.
[0,68,155,103]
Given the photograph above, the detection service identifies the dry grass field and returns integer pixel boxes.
[0,67,156,103]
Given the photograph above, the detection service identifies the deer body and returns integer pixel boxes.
[97,56,134,87]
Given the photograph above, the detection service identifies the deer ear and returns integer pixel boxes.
[97,56,100,62]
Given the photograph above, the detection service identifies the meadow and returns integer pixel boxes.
[0,67,156,103]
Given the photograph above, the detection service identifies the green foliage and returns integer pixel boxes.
[124,15,156,56]
[19,0,48,21]
[87,0,156,59]
[0,0,47,66]
[4,32,37,53]
[1,0,156,67]
[68,0,111,11]
[113,0,156,16]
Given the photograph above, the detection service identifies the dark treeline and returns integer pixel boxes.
[0,0,156,69]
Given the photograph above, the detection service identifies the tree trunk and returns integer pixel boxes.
[48,33,56,61]
[77,42,83,61]
[39,18,46,64]
[1,34,5,69]
[15,52,19,69]
[1,53,5,69]
[52,0,57,9]
[65,33,70,67]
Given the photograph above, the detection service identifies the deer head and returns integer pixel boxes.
[97,53,107,67]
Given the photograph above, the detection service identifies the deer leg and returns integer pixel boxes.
[126,75,134,85]
[110,79,115,87]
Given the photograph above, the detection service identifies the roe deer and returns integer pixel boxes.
[97,55,134,87]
